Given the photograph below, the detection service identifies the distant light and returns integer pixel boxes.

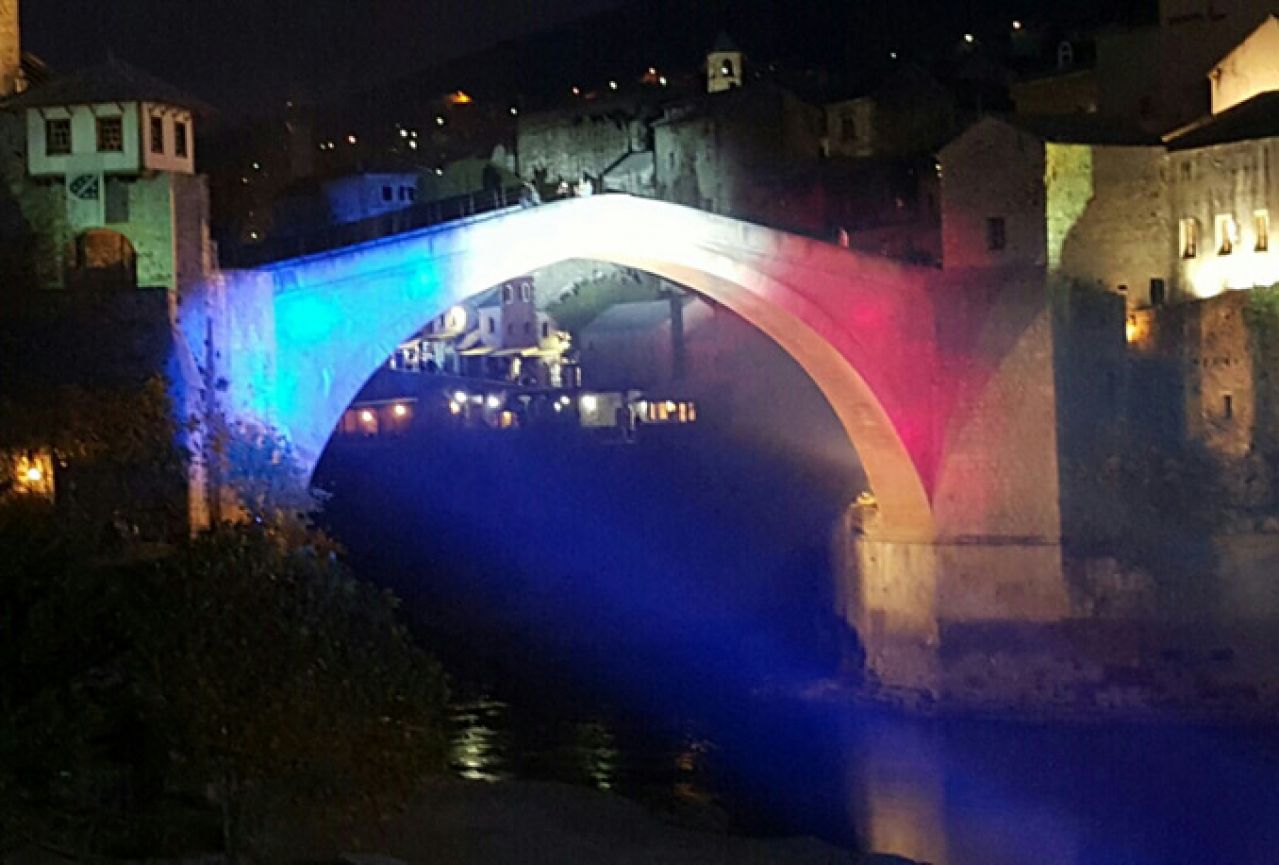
[658,75,668,86]
[23,465,42,484]
[665,400,676,412]
[648,67,657,76]
[393,403,409,417]
[347,133,358,144]
[251,161,261,170]
[449,401,462,415]
[249,231,259,241]
[581,394,598,412]
[571,86,581,95]
[408,140,419,150]
[411,130,419,138]
[486,395,501,409]
[359,409,376,424]
[435,115,446,126]
[400,128,409,138]
[963,32,975,43]
[554,403,563,412]
[1012,19,1023,30]
[447,90,473,105]
[470,395,484,405]
[453,391,468,403]
[608,80,618,90]
[889,51,898,60]
[240,176,249,184]
[509,106,519,116]
[434,166,443,175]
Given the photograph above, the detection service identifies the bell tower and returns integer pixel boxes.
[0,0,20,99]
[706,32,744,94]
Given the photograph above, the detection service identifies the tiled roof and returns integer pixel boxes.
[2,56,209,112]
[1164,90,1279,150]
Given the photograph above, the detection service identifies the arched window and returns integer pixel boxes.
[1057,41,1074,69]
[66,229,138,291]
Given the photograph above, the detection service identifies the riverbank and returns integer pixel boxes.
[276,777,875,865]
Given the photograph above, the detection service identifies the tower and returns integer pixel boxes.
[706,33,744,94]
[0,0,19,98]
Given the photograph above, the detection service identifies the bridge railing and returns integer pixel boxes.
[221,185,528,269]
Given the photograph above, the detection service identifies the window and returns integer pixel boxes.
[150,116,165,154]
[520,282,531,301]
[96,116,124,152]
[45,118,71,156]
[402,186,416,202]
[986,216,1006,251]
[486,316,495,334]
[541,322,549,338]
[721,58,735,78]
[382,185,393,202]
[523,321,532,335]
[104,178,129,224]
[1150,278,1167,306]
[840,112,855,141]
[502,285,513,304]
[174,121,189,158]
[1255,210,1269,252]
[1216,213,1237,255]
[1057,41,1074,69]
[1223,393,1234,420]
[506,323,514,335]
[1180,218,1199,258]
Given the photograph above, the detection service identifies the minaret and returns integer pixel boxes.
[706,32,744,94]
[0,0,19,98]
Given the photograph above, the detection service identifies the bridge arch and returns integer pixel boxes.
[203,196,942,541]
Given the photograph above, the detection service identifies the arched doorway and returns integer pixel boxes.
[66,228,138,292]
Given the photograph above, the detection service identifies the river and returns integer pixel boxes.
[316,427,1279,865]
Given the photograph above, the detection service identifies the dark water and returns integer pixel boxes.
[316,429,1279,865]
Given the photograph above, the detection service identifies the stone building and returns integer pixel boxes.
[823,65,957,160]
[939,114,1170,306]
[1,58,213,294]
[1096,0,1279,129]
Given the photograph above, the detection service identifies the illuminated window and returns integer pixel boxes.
[1255,210,1269,252]
[150,116,165,154]
[986,217,1006,251]
[174,121,189,158]
[1180,218,1199,258]
[45,119,71,155]
[721,58,735,78]
[1216,213,1237,255]
[96,117,124,152]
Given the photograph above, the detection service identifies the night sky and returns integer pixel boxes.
[20,0,624,110]
[20,0,1156,115]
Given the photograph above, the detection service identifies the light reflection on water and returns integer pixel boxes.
[448,697,512,783]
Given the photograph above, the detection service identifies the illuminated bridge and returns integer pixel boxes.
[180,193,1071,703]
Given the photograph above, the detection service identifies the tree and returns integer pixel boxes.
[0,505,450,862]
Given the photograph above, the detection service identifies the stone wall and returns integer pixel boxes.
[1167,138,1279,300]
[517,102,653,193]
[1049,143,1171,308]
[939,118,1045,271]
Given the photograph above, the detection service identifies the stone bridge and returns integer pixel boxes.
[180,194,1071,703]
